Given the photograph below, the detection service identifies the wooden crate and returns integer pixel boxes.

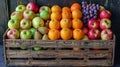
[3,29,115,67]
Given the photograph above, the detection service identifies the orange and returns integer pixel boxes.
[60,18,71,28]
[51,5,61,12]
[49,19,60,29]
[51,12,61,20]
[73,29,84,40]
[60,28,72,40]
[72,10,82,19]
[72,19,83,29]
[62,7,71,12]
[62,11,72,19]
[48,29,60,40]
[71,3,81,11]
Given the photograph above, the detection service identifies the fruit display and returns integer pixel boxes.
[7,1,113,41]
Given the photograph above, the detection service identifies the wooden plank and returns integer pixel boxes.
[31,50,57,58]
[57,50,84,58]
[58,60,112,66]
[6,50,30,58]
[31,60,57,66]
[30,40,58,48]
[57,40,114,48]
[8,60,31,66]
[87,50,112,58]
[5,39,31,47]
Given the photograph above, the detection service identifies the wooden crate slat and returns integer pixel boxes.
[6,50,30,58]
[31,60,58,66]
[8,60,31,66]
[58,60,111,66]
[87,60,112,66]
[87,50,112,58]
[31,50,57,58]
[30,40,58,48]
[57,50,84,58]
[57,40,114,48]
[5,39,31,47]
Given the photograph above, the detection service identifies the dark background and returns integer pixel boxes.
[0,0,120,67]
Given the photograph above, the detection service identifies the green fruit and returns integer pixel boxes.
[33,47,42,51]
[29,28,36,35]
[38,27,48,34]
[32,17,44,28]
[20,30,32,39]
[40,10,50,20]
[20,46,27,50]
[34,30,42,40]
[42,34,49,40]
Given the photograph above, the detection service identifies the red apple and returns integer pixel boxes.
[101,29,113,40]
[88,29,100,40]
[20,19,32,30]
[88,19,99,29]
[100,18,111,30]
[100,10,111,19]
[23,10,35,20]
[82,27,88,35]
[26,2,39,13]
[7,29,19,39]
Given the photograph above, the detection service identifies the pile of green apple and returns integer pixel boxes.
[7,2,51,40]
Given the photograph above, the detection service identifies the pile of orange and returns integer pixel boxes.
[48,3,84,40]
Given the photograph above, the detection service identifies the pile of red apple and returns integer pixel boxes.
[82,5,113,40]
[6,2,113,40]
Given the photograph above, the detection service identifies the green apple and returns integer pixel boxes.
[20,30,32,39]
[33,47,42,51]
[11,11,23,20]
[8,19,20,29]
[40,11,50,20]
[20,46,27,50]
[29,28,36,35]
[32,17,44,28]
[20,19,32,30]
[23,10,35,20]
[15,5,26,12]
[39,6,51,13]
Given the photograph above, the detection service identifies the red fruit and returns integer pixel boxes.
[101,29,113,40]
[88,19,99,29]
[82,27,88,35]
[100,18,111,30]
[88,29,100,40]
[100,10,111,19]
[26,2,39,13]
